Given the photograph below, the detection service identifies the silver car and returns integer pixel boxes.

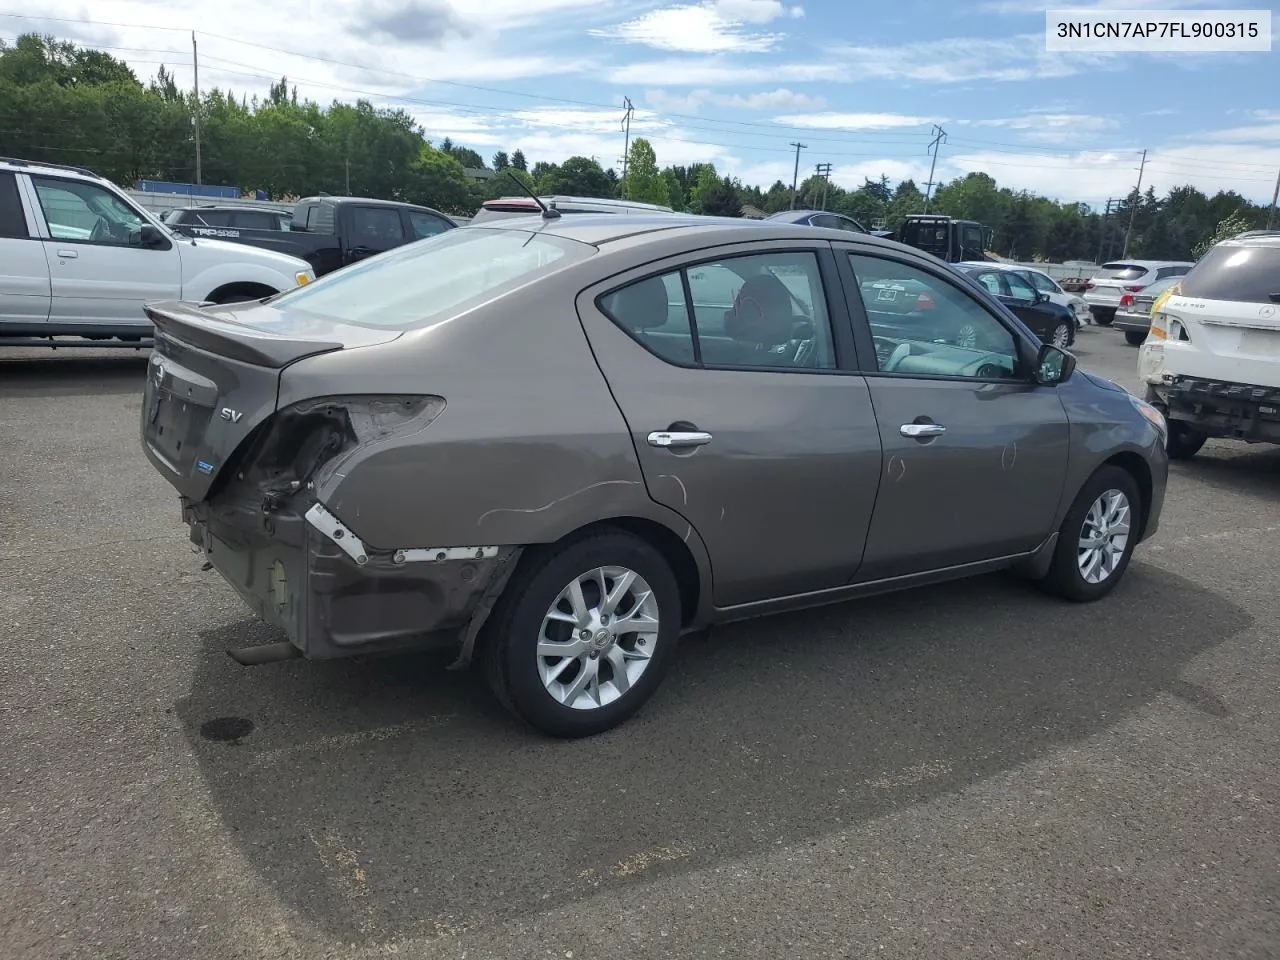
[1084,259,1194,326]
[140,215,1170,738]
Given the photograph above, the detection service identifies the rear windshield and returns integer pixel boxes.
[1094,263,1149,281]
[267,227,593,328]
[1178,244,1280,305]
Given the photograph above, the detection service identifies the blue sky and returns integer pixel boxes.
[5,0,1279,205]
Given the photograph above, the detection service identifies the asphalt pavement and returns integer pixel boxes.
[1,325,1278,960]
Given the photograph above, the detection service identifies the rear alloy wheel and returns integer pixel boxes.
[1040,465,1142,602]
[1125,330,1147,345]
[1165,421,1207,460]
[1049,322,1071,349]
[483,531,681,738]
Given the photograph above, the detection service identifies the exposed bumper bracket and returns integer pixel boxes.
[304,502,369,566]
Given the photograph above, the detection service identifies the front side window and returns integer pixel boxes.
[1028,271,1060,294]
[267,227,592,328]
[849,254,1018,379]
[32,177,144,245]
[1004,271,1037,301]
[408,211,451,240]
[600,250,836,371]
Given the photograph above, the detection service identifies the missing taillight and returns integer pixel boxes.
[218,395,445,501]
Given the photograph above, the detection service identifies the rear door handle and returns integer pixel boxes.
[900,423,946,438]
[56,249,79,259]
[648,430,713,448]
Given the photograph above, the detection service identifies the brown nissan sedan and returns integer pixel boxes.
[140,214,1170,737]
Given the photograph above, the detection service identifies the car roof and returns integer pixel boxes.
[464,213,922,253]
[482,195,674,212]
[1221,230,1280,248]
[297,195,441,212]
[0,155,101,179]
[1100,259,1193,268]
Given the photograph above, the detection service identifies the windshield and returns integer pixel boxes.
[1179,244,1280,305]
[267,227,593,328]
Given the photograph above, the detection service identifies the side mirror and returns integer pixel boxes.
[1034,343,1075,385]
[1034,290,1049,304]
[139,223,164,247]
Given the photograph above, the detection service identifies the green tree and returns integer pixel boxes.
[1193,211,1255,257]
[624,138,668,206]
[510,148,527,171]
[660,168,685,210]
[537,156,613,197]
[701,176,743,217]
[492,150,509,170]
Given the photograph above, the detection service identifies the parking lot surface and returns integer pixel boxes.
[2,326,1278,960]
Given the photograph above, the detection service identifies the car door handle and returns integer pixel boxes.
[56,249,79,259]
[900,423,946,438]
[648,430,713,448]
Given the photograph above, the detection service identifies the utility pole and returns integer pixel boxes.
[1122,149,1147,258]
[1267,165,1280,229]
[192,32,202,185]
[815,162,832,210]
[619,97,634,195]
[922,124,947,213]
[788,141,807,209]
[1096,198,1114,264]
[345,158,351,194]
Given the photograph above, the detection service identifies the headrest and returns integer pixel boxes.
[724,273,796,345]
[609,276,671,332]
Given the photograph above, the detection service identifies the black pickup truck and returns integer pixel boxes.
[164,196,457,277]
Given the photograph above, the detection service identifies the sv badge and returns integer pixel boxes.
[219,407,244,423]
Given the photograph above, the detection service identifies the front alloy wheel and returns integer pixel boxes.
[1040,464,1142,602]
[483,531,681,738]
[1050,322,1071,349]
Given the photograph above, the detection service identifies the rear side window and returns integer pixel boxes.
[350,206,404,244]
[1027,271,1059,294]
[1155,265,1189,280]
[268,228,592,328]
[230,210,281,229]
[1179,245,1280,305]
[1095,262,1148,281]
[0,172,28,238]
[600,251,837,371]
[408,210,451,239]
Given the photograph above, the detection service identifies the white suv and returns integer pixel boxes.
[1085,259,1194,326]
[0,157,315,345]
[1137,231,1280,459]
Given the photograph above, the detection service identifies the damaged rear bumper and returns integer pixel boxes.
[184,495,519,660]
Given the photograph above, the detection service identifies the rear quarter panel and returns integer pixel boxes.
[277,262,715,588]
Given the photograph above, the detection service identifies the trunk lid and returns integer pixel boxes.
[139,299,400,501]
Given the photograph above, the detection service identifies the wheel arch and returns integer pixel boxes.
[1101,450,1153,540]
[204,280,279,304]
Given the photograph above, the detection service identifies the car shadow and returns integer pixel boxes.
[0,353,150,398]
[174,563,1247,945]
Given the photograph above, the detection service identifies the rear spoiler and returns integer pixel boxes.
[144,300,344,369]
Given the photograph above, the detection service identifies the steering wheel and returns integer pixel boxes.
[884,342,911,372]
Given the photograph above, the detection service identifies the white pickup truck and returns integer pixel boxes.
[0,157,315,346]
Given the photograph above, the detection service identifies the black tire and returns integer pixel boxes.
[1166,422,1207,460]
[1093,309,1115,327]
[481,531,681,738]
[1124,330,1147,345]
[1040,464,1142,603]
[212,293,267,304]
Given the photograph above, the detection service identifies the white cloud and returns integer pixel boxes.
[590,0,803,54]
[609,58,845,86]
[646,87,824,114]
[774,112,936,131]
[828,34,1112,84]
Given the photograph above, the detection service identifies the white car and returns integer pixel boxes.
[1137,231,1280,459]
[0,157,315,344]
[961,262,1091,329]
[1084,259,1194,327]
